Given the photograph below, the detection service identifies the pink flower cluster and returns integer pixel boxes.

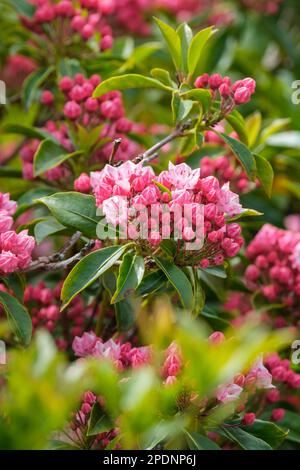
[24,281,94,349]
[71,390,119,449]
[216,355,274,404]
[25,0,114,52]
[72,331,151,369]
[161,342,181,385]
[0,193,35,274]
[245,224,300,315]
[195,74,256,118]
[89,161,244,267]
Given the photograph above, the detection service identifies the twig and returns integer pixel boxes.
[109,138,122,165]
[132,120,192,166]
[22,238,95,273]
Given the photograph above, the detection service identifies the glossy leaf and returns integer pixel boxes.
[111,253,145,303]
[254,154,274,197]
[38,192,101,238]
[34,217,65,244]
[188,27,215,76]
[93,74,172,98]
[0,291,32,346]
[219,133,257,180]
[154,17,181,70]
[34,139,83,176]
[185,430,221,450]
[61,245,129,309]
[154,257,193,310]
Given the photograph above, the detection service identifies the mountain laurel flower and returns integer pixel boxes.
[216,383,243,403]
[245,224,300,316]
[90,162,244,267]
[194,73,256,123]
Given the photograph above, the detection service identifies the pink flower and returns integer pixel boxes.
[74,173,91,193]
[217,182,243,216]
[234,87,251,105]
[72,332,98,357]
[208,331,225,344]
[216,383,243,403]
[0,212,13,233]
[0,193,17,215]
[242,412,256,425]
[102,196,128,226]
[284,214,300,232]
[41,90,54,106]
[0,251,19,274]
[271,408,285,422]
[246,356,274,389]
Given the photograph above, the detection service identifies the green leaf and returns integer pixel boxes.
[227,208,263,222]
[151,68,173,87]
[93,74,172,98]
[202,308,230,330]
[2,123,51,140]
[87,402,114,436]
[0,273,25,302]
[184,430,221,450]
[136,270,166,296]
[115,298,136,332]
[61,245,129,309]
[154,257,193,310]
[202,266,227,279]
[225,110,248,145]
[154,17,181,70]
[34,139,83,176]
[188,26,216,77]
[16,187,56,217]
[171,94,194,123]
[180,88,212,113]
[242,420,288,449]
[111,253,145,303]
[38,192,101,238]
[7,0,35,17]
[220,426,272,450]
[0,291,32,346]
[254,154,274,198]
[219,133,257,180]
[34,217,65,244]
[22,67,54,110]
[177,23,193,74]
[103,271,136,331]
[245,112,262,148]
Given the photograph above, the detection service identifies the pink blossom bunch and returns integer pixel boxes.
[245,224,300,315]
[24,281,94,349]
[161,342,182,385]
[90,161,244,267]
[55,73,142,163]
[240,0,283,14]
[72,331,151,370]
[70,390,119,449]
[194,74,256,118]
[215,355,274,404]
[24,0,114,52]
[0,193,35,274]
